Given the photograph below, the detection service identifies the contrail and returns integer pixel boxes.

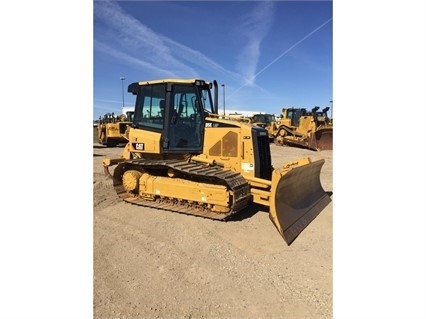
[229,17,332,98]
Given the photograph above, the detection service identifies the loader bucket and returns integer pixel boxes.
[269,159,331,245]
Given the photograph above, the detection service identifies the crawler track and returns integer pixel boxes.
[111,159,251,220]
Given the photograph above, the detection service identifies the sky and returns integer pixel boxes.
[93,1,332,119]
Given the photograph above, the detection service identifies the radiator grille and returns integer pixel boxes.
[252,127,272,179]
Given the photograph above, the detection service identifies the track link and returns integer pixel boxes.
[112,158,251,220]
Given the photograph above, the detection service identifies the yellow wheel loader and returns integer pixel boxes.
[102,79,331,245]
[272,107,333,151]
[97,112,133,147]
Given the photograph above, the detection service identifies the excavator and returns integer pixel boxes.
[102,78,331,245]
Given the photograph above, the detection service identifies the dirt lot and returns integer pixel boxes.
[93,141,333,319]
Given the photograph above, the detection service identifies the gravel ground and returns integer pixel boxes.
[93,141,333,319]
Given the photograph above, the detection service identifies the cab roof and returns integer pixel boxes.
[136,78,210,86]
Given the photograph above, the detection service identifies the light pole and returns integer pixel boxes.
[221,84,225,116]
[120,76,125,109]
[329,100,333,118]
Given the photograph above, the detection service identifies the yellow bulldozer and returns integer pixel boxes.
[271,107,333,151]
[102,78,331,245]
[247,113,277,141]
[97,111,133,147]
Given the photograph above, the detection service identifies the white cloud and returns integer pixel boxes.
[94,1,243,81]
[94,1,196,76]
[94,40,178,77]
[234,2,275,86]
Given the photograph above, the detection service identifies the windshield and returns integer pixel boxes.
[133,83,166,130]
[253,114,275,124]
[199,86,214,114]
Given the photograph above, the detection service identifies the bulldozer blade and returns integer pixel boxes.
[313,128,333,151]
[269,159,331,245]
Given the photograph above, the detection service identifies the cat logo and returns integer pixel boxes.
[135,143,144,150]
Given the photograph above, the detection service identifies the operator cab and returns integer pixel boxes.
[129,79,215,154]
[286,108,307,127]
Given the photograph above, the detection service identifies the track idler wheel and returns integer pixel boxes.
[122,170,143,193]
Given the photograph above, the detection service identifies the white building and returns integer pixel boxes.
[121,106,134,115]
